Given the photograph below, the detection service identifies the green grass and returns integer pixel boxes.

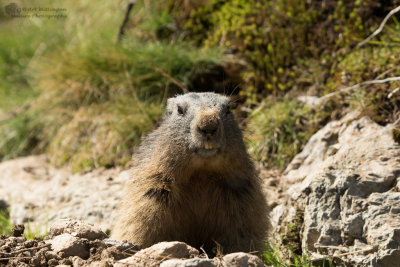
[0,2,66,114]
[0,209,48,240]
[24,221,48,241]
[0,112,43,160]
[0,0,224,171]
[30,39,223,171]
[0,210,12,235]
[245,99,318,168]
[0,27,38,114]
[262,243,335,267]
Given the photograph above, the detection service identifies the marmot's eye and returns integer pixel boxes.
[177,105,184,115]
[225,102,237,115]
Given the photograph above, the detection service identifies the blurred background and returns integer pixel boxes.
[1,0,400,172]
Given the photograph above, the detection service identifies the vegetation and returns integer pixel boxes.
[31,40,222,171]
[0,209,46,240]
[0,1,223,171]
[176,0,398,97]
[245,99,317,168]
[263,243,335,267]
[2,0,399,171]
[0,210,12,236]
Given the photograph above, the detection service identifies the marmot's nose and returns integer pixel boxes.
[198,124,218,137]
[197,116,220,138]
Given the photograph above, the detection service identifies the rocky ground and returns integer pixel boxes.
[0,218,263,267]
[0,115,399,266]
[0,156,130,233]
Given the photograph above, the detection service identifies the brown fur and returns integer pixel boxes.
[112,93,269,254]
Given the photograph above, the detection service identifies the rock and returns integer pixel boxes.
[49,218,107,240]
[115,241,199,267]
[49,233,89,259]
[59,258,73,265]
[71,256,86,267]
[103,238,139,253]
[160,258,217,267]
[113,256,143,267]
[284,112,357,187]
[297,95,323,108]
[89,260,114,267]
[138,241,199,258]
[45,251,61,260]
[221,252,264,267]
[281,117,400,266]
[24,239,37,248]
[11,224,25,237]
[101,246,129,261]
[47,258,58,266]
[377,249,400,267]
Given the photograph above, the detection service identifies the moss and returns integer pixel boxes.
[171,0,395,99]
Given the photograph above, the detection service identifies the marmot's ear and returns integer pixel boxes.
[228,101,238,110]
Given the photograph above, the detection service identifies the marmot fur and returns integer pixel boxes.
[112,92,269,254]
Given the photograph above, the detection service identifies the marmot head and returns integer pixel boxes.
[162,93,244,164]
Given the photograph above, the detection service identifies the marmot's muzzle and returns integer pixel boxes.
[192,108,224,152]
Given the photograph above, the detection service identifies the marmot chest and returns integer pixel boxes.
[171,174,251,220]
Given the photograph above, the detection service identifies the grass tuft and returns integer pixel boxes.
[246,99,317,168]
[0,210,12,236]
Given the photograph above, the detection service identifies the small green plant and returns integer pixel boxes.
[263,242,324,267]
[263,242,287,266]
[24,222,48,241]
[263,242,338,266]
[0,209,48,240]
